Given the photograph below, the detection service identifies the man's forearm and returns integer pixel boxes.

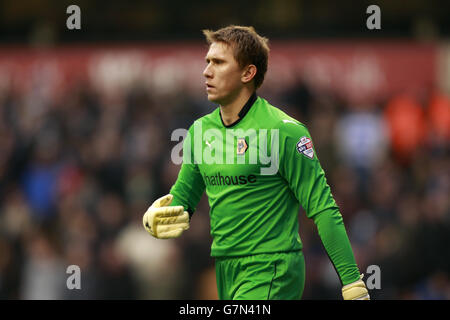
[312,207,361,286]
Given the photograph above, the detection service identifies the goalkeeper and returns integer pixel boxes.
[143,25,370,300]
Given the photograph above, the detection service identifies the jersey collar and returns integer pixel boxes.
[219,92,258,128]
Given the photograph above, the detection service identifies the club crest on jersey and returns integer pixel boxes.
[296,136,314,159]
[237,138,248,155]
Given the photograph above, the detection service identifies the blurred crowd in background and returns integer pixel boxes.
[0,68,448,299]
[2,0,449,44]
[0,0,449,300]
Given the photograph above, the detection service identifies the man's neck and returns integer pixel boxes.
[219,89,254,126]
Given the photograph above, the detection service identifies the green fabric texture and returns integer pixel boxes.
[215,251,305,300]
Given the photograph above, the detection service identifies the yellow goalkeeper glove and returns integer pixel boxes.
[342,274,370,300]
[142,194,189,239]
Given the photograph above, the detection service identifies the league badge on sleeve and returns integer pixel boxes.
[296,136,314,159]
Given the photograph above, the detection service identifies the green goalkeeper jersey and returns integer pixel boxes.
[170,93,360,286]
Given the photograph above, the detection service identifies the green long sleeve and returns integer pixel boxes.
[313,208,360,285]
[278,120,360,286]
[169,122,206,217]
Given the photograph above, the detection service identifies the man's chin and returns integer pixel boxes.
[207,94,221,104]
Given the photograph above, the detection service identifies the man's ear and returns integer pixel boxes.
[241,64,257,85]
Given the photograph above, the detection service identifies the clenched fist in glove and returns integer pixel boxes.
[143,194,190,239]
[342,274,370,300]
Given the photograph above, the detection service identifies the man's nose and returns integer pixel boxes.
[203,64,212,78]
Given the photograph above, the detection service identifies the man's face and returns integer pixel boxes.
[203,42,244,105]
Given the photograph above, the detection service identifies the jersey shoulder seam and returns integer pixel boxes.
[261,100,307,131]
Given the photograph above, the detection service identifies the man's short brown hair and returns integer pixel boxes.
[202,25,270,89]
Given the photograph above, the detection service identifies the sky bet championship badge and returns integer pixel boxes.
[237,138,248,155]
[297,136,314,159]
